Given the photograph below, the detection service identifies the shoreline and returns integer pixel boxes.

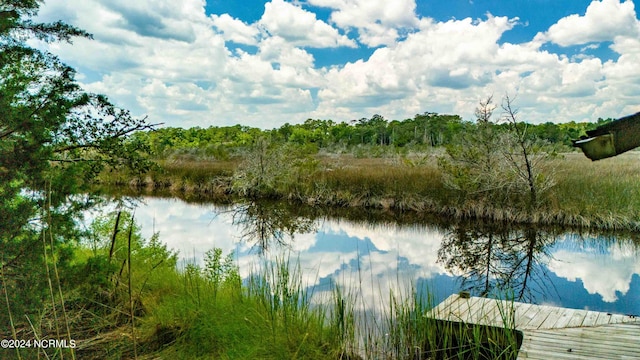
[96,152,640,232]
[99,177,640,233]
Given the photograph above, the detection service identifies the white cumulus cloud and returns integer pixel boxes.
[549,244,640,303]
[309,0,419,46]
[211,13,260,45]
[541,0,639,47]
[33,0,640,128]
[259,0,356,48]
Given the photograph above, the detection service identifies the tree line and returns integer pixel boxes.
[133,112,612,159]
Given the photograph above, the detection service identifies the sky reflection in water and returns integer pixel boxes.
[122,197,640,316]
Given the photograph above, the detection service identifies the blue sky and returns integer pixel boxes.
[37,0,640,128]
[206,1,627,68]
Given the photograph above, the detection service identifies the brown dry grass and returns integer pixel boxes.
[548,152,640,221]
[103,151,640,229]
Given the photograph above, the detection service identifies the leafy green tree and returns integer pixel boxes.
[1,1,156,324]
[329,121,354,145]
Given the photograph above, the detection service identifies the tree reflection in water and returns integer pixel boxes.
[228,201,317,252]
[216,199,639,307]
[438,222,558,302]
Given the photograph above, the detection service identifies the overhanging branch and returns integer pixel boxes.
[52,121,162,154]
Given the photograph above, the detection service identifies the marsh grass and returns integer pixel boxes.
[101,150,640,229]
[329,260,522,360]
[549,153,640,223]
[69,238,349,359]
[317,156,447,200]
[124,256,352,360]
[97,159,237,194]
[5,208,524,360]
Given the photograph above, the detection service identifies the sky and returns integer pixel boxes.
[35,0,640,129]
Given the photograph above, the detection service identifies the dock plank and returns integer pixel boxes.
[429,295,640,360]
[519,323,640,359]
[580,310,600,327]
[520,304,555,330]
[464,296,492,324]
[431,294,471,322]
[513,303,538,328]
[535,305,569,329]
[565,309,588,328]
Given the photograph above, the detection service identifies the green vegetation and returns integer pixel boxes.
[105,94,639,230]
[109,121,640,230]
[0,2,636,359]
[105,151,640,230]
[1,1,155,355]
[131,112,609,160]
[71,212,347,359]
[2,211,523,359]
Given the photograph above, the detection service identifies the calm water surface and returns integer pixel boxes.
[104,196,640,316]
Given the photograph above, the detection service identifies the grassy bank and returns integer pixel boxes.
[2,212,522,360]
[98,151,640,231]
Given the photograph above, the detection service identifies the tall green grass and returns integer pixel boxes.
[319,259,522,360]
[129,257,361,359]
[47,212,522,359]
[64,221,349,360]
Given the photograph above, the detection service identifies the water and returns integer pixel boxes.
[101,196,640,316]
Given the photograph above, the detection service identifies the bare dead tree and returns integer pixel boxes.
[439,95,555,212]
[475,95,496,124]
[439,96,510,204]
[500,95,555,210]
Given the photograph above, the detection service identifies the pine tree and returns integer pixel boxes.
[0,0,157,321]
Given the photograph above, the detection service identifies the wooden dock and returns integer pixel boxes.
[430,294,640,359]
